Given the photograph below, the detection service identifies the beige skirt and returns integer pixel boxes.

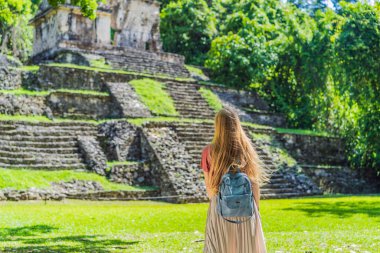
[203,196,267,253]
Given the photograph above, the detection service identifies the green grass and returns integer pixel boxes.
[185,65,208,80]
[0,88,109,97]
[129,79,179,116]
[128,116,213,126]
[0,168,145,191]
[0,88,49,96]
[275,127,336,137]
[0,114,53,123]
[18,65,40,72]
[198,87,223,112]
[0,195,378,252]
[107,161,139,167]
[54,89,109,96]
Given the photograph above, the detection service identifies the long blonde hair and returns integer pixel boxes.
[208,107,269,196]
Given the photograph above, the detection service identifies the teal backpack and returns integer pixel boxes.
[217,164,255,224]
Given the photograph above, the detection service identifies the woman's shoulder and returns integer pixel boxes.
[202,144,212,154]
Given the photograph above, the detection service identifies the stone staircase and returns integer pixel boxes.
[164,82,216,119]
[0,121,97,170]
[169,122,316,199]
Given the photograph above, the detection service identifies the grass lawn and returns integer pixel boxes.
[0,195,379,252]
[0,168,147,191]
[129,79,179,117]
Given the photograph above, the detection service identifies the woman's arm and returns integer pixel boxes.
[203,171,213,199]
[252,182,260,210]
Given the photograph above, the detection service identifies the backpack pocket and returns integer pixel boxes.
[219,194,253,217]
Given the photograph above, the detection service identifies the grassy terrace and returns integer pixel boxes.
[44,63,195,82]
[198,87,223,112]
[129,79,178,116]
[0,88,109,97]
[0,195,378,252]
[0,168,147,191]
[0,114,333,137]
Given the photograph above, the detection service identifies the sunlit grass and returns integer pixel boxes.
[0,195,378,252]
[0,168,145,191]
[198,87,223,112]
[129,79,179,116]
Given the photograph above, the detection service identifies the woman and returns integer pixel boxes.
[200,107,269,253]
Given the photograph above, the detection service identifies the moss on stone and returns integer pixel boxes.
[129,79,179,116]
[198,87,223,112]
[46,63,195,82]
[275,127,335,137]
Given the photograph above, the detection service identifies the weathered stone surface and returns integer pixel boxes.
[108,162,154,187]
[36,65,189,92]
[0,180,105,201]
[106,82,151,118]
[0,67,22,90]
[30,1,111,57]
[78,136,107,175]
[302,166,376,194]
[211,87,287,127]
[276,133,347,166]
[141,125,207,203]
[47,91,120,119]
[110,0,162,51]
[0,94,48,116]
[51,179,104,194]
[98,121,141,161]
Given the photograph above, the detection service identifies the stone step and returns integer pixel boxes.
[0,163,86,170]
[0,156,82,164]
[261,187,296,194]
[0,130,98,137]
[0,135,78,142]
[0,145,79,154]
[66,189,161,201]
[0,150,82,159]
[0,140,78,148]
[261,192,308,199]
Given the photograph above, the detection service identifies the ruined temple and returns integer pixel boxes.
[29,0,187,77]
[0,1,376,202]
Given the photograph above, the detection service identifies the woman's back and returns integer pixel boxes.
[200,108,267,253]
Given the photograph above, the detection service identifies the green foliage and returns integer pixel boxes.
[47,0,105,20]
[0,168,144,191]
[129,79,179,116]
[160,0,217,65]
[198,87,223,112]
[0,0,34,61]
[0,196,379,251]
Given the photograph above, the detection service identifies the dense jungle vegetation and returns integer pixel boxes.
[0,0,379,175]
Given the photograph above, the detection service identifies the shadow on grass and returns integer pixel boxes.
[0,225,139,252]
[0,225,57,238]
[283,200,380,218]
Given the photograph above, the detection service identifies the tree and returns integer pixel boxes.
[48,0,105,19]
[160,0,217,65]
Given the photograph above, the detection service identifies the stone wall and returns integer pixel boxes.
[302,166,375,194]
[106,82,151,118]
[140,125,206,203]
[98,121,142,161]
[108,162,154,187]
[30,3,111,56]
[35,65,191,92]
[0,94,48,116]
[209,86,287,127]
[275,133,347,166]
[78,136,107,175]
[47,92,119,119]
[110,0,162,51]
[0,67,22,90]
